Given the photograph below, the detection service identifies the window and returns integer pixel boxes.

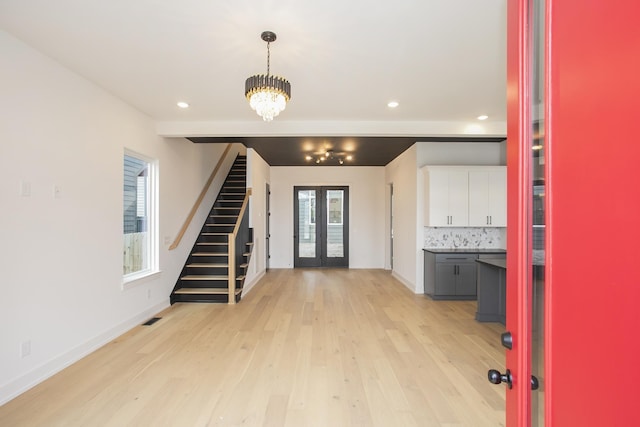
[123,150,158,282]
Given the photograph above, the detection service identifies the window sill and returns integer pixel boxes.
[122,270,162,290]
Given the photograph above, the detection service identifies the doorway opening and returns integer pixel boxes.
[293,186,349,268]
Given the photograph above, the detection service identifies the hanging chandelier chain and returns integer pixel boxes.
[266,41,271,76]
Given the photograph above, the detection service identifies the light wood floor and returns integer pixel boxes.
[0,269,506,427]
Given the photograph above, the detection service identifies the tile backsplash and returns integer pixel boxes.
[424,227,505,249]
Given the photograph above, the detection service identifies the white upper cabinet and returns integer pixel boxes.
[468,167,507,227]
[424,167,469,226]
[423,166,506,227]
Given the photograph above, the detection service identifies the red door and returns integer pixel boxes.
[506,0,640,425]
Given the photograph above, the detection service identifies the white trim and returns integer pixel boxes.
[241,270,266,297]
[155,120,507,138]
[122,270,162,290]
[0,300,170,406]
[391,270,416,293]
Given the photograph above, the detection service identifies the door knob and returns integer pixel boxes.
[501,331,513,350]
[531,375,539,390]
[488,369,539,391]
[488,369,513,389]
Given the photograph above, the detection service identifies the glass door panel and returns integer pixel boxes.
[297,189,317,259]
[294,186,348,268]
[325,190,344,258]
[531,0,545,424]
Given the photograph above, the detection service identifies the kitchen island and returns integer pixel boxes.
[475,258,507,324]
[423,248,506,300]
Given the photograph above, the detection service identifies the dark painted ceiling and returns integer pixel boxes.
[189,136,506,166]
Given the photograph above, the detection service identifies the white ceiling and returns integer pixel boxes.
[0,0,507,138]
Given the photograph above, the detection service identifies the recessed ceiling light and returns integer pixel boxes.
[177,101,189,109]
[477,114,489,120]
[387,101,399,108]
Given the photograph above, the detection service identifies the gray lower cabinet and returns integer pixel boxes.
[425,252,479,300]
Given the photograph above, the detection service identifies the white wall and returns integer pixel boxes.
[384,145,419,290]
[243,148,270,293]
[417,141,504,167]
[269,166,385,269]
[0,30,235,404]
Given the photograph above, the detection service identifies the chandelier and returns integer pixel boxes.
[305,150,353,165]
[245,31,291,122]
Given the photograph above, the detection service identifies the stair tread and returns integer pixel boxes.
[174,288,241,295]
[187,263,229,268]
[192,252,227,256]
[196,242,228,245]
[181,275,228,280]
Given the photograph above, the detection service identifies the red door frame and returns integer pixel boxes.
[507,0,640,425]
[506,0,532,425]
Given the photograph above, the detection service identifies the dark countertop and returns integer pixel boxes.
[423,248,507,254]
[476,258,507,269]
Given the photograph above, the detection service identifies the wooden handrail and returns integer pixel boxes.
[169,143,232,250]
[227,188,252,305]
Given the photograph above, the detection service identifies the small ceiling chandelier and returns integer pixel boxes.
[245,31,291,122]
[305,150,354,165]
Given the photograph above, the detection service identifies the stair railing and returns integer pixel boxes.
[169,143,232,250]
[227,188,252,304]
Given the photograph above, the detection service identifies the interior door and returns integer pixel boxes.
[505,0,640,425]
[293,186,349,268]
[266,183,271,271]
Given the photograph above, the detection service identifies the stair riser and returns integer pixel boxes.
[210,208,241,215]
[208,217,238,224]
[185,266,229,276]
[189,255,228,263]
[171,294,234,304]
[198,235,229,243]
[179,280,228,288]
[202,228,234,236]
[195,244,229,253]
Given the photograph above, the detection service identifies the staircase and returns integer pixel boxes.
[170,155,253,304]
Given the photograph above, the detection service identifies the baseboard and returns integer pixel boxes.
[241,270,266,297]
[391,270,417,293]
[0,299,170,406]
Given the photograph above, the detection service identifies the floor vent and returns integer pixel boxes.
[142,317,162,326]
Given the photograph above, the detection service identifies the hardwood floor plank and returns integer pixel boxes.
[0,269,506,426]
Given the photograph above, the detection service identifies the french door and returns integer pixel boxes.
[293,186,349,268]
[504,0,640,425]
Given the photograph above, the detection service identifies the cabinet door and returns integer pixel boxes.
[469,170,491,226]
[448,171,469,226]
[435,264,456,295]
[455,263,478,296]
[425,168,469,227]
[487,168,506,226]
[425,169,450,226]
[468,167,507,227]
